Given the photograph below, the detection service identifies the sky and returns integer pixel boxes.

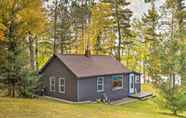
[46,0,165,18]
[129,0,164,18]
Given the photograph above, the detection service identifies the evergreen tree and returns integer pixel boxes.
[58,1,72,54]
[85,2,113,55]
[0,0,46,97]
[102,0,132,62]
[70,0,96,53]
[145,0,186,115]
[166,0,186,33]
[142,0,160,83]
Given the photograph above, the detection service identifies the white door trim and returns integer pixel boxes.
[129,74,135,94]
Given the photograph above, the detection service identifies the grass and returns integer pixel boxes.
[0,84,185,118]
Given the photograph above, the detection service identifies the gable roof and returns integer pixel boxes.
[39,54,130,78]
[57,54,129,78]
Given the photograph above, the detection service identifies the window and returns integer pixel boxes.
[49,76,55,91]
[112,75,123,90]
[135,75,140,84]
[59,78,65,93]
[97,77,104,92]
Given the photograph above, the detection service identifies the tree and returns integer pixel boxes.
[142,0,161,83]
[102,0,132,62]
[166,0,186,85]
[17,0,46,71]
[0,0,46,97]
[122,19,147,73]
[84,2,113,55]
[0,23,6,40]
[70,0,96,54]
[144,0,186,115]
[58,0,74,54]
[158,0,186,87]
[45,0,59,54]
[158,81,186,115]
[155,36,186,115]
[166,0,186,33]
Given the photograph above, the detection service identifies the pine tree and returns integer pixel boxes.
[166,0,186,33]
[70,0,96,53]
[57,0,73,54]
[142,0,160,83]
[85,2,113,55]
[0,0,46,97]
[162,0,186,86]
[148,0,186,115]
[102,0,132,62]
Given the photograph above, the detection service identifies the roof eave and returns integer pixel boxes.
[77,72,130,79]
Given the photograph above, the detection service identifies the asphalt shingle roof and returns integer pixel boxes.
[56,54,130,78]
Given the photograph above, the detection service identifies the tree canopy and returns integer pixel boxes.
[0,0,186,115]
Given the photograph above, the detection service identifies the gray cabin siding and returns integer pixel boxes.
[77,74,129,102]
[39,55,141,102]
[41,57,77,101]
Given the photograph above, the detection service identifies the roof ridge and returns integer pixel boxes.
[56,53,112,57]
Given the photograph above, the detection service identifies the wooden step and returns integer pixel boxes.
[129,92,153,100]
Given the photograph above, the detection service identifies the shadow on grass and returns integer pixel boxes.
[159,112,186,118]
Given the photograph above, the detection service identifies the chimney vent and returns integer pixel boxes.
[85,45,91,57]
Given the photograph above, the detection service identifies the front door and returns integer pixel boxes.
[129,74,135,94]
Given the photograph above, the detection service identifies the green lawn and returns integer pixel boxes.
[0,97,185,118]
[0,85,185,118]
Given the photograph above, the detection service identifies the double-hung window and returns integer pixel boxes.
[97,77,104,92]
[59,78,65,93]
[49,76,55,91]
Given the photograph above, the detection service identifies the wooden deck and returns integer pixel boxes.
[129,92,153,100]
[110,97,138,105]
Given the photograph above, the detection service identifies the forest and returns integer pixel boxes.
[0,0,186,116]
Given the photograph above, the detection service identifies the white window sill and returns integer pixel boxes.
[97,90,104,92]
[112,87,123,91]
[59,91,65,94]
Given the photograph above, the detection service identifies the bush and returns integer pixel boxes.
[18,71,39,98]
[157,82,186,115]
[166,92,186,115]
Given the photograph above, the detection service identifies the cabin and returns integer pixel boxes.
[38,54,142,102]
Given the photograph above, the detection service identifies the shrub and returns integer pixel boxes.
[157,82,186,115]
[18,71,39,98]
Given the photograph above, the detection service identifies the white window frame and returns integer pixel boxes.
[49,76,55,92]
[59,77,65,93]
[112,75,123,91]
[97,77,104,92]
